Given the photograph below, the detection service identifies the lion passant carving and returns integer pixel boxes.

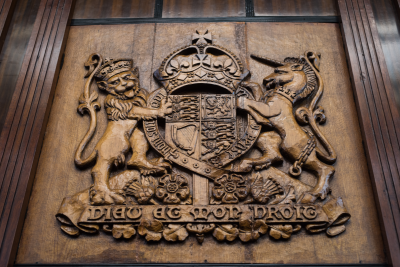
[56,30,350,243]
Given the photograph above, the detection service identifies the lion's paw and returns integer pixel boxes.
[140,165,168,176]
[150,157,171,170]
[298,187,331,204]
[90,185,126,205]
[234,159,253,172]
[128,157,170,176]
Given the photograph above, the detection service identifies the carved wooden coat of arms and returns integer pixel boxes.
[56,30,350,243]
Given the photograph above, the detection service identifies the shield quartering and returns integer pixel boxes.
[165,94,236,162]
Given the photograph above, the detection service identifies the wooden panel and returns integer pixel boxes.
[254,0,339,16]
[162,0,245,18]
[0,0,41,133]
[72,0,155,19]
[0,0,74,266]
[15,22,385,265]
[338,0,400,266]
[369,0,400,111]
[0,0,17,53]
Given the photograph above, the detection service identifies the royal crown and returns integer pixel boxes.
[94,58,133,81]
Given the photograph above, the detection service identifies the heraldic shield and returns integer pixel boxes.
[167,94,236,162]
[145,31,261,179]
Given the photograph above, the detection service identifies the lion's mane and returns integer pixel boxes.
[105,89,147,121]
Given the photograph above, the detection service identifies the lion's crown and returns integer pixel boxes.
[94,58,133,81]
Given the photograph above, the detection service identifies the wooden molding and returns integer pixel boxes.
[0,0,17,53]
[338,0,400,266]
[70,16,340,26]
[0,0,74,266]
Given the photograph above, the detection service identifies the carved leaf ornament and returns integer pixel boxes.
[55,30,351,245]
[238,219,268,242]
[138,219,163,241]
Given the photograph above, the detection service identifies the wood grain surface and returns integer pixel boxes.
[72,0,155,19]
[338,0,400,266]
[369,0,400,111]
[0,0,41,133]
[254,0,339,16]
[162,0,245,18]
[15,22,385,265]
[0,0,74,266]
[0,0,17,53]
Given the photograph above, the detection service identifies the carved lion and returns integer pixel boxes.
[74,55,172,205]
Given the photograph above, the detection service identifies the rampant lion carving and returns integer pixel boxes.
[74,54,172,205]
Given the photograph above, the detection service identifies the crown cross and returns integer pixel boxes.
[192,30,212,45]
[193,54,211,66]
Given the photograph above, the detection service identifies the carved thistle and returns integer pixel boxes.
[56,30,350,243]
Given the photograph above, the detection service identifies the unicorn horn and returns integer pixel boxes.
[251,54,284,67]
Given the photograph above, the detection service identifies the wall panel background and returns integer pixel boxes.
[15,22,385,265]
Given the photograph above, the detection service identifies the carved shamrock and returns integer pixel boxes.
[138,218,163,241]
[156,173,190,204]
[163,224,189,241]
[213,224,239,241]
[108,224,136,239]
[212,174,248,204]
[269,224,293,240]
[238,219,268,242]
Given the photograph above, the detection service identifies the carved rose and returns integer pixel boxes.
[212,174,248,204]
[138,219,163,241]
[156,173,190,204]
[238,219,268,242]
[213,224,239,241]
[163,224,189,241]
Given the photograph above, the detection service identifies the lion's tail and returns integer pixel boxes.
[74,53,103,167]
[74,103,98,166]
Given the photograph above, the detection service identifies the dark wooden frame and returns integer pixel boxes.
[0,0,17,53]
[338,1,400,266]
[0,0,399,266]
